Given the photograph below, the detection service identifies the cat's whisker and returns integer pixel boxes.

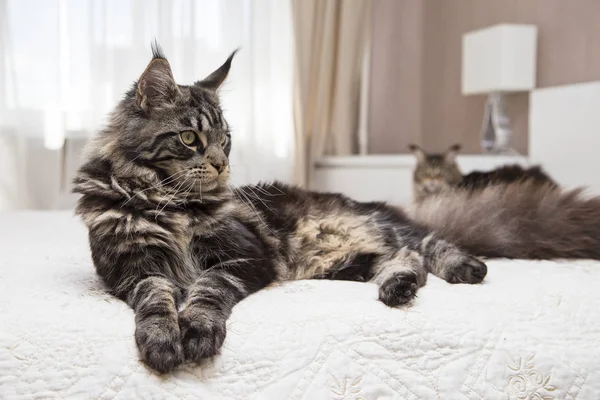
[264,183,286,196]
[125,153,144,165]
[231,185,275,235]
[121,170,189,207]
[155,177,189,221]
[182,179,196,200]
[251,184,278,198]
[241,186,275,213]
[155,171,190,191]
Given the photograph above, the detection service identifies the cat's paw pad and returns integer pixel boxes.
[378,271,418,307]
[135,318,184,374]
[179,308,227,362]
[447,256,487,284]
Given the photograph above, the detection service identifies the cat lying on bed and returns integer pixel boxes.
[408,143,557,201]
[73,44,488,373]
[406,144,600,260]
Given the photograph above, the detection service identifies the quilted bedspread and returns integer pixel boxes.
[1,212,599,399]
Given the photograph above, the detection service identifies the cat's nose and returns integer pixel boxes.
[210,160,227,174]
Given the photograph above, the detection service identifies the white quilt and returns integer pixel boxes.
[1,212,599,399]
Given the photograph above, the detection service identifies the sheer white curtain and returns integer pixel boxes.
[0,0,294,209]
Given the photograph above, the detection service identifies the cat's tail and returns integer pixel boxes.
[406,181,600,259]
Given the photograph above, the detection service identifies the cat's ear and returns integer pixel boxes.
[444,144,461,163]
[136,41,181,111]
[409,144,426,163]
[196,49,239,91]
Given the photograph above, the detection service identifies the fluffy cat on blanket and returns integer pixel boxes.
[407,144,600,260]
[73,44,488,373]
[408,143,556,201]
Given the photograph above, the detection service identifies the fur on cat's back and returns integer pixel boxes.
[458,164,557,191]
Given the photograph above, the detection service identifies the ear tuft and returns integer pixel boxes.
[151,39,167,60]
[445,144,461,162]
[196,48,239,91]
[137,42,180,111]
[409,144,426,163]
[448,144,461,152]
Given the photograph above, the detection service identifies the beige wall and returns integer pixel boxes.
[368,0,424,154]
[368,0,600,154]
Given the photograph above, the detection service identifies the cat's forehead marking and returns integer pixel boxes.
[179,110,223,132]
[427,155,444,163]
[199,114,210,131]
[190,116,199,129]
[195,104,228,132]
[177,86,229,132]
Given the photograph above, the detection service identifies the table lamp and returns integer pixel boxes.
[462,24,537,153]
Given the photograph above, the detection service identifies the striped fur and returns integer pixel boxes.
[74,45,487,373]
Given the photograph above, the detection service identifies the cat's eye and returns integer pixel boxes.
[221,136,229,147]
[180,131,197,146]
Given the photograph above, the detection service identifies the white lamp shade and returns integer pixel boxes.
[462,24,537,95]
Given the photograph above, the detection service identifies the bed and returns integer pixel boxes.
[1,212,599,399]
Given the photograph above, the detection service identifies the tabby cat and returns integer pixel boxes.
[409,143,556,200]
[408,144,462,201]
[407,145,600,260]
[73,44,487,373]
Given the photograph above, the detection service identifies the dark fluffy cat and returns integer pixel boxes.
[408,144,463,201]
[409,143,557,200]
[406,145,600,259]
[73,44,487,373]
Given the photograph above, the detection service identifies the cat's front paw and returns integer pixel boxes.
[179,308,227,362]
[135,316,184,374]
[446,255,487,284]
[378,271,418,306]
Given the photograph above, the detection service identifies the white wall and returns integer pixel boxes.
[529,81,600,194]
